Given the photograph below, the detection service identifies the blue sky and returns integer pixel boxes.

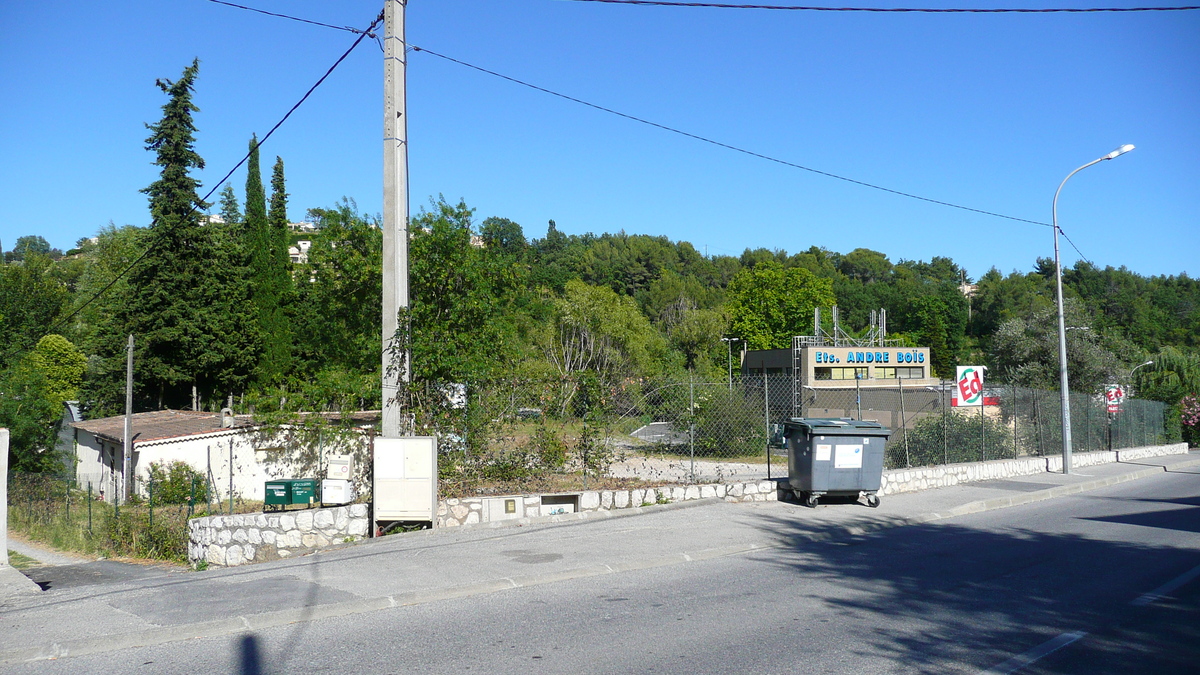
[1,1,1196,280]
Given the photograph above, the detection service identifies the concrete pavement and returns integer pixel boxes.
[2,450,1197,666]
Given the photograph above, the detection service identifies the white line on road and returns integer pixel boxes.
[1132,562,1200,607]
[978,631,1087,675]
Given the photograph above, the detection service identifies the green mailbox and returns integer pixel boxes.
[264,479,318,509]
[289,479,317,505]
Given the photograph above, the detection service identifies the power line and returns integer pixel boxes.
[40,10,385,343]
[1058,227,1093,266]
[410,44,1051,227]
[202,0,375,34]
[565,1,1200,12]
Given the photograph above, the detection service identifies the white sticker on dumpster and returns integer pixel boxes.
[835,444,863,469]
[815,444,832,461]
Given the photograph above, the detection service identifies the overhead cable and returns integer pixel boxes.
[42,10,385,340]
[203,0,375,34]
[565,0,1200,12]
[410,44,1051,227]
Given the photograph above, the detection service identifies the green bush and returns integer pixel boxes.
[893,410,1015,469]
[146,461,209,506]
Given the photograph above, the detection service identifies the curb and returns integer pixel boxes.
[4,456,1197,665]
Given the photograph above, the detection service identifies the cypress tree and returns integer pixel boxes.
[244,140,292,383]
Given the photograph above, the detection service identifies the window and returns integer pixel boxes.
[814,367,867,381]
[877,367,924,379]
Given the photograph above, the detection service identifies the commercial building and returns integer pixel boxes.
[741,307,943,428]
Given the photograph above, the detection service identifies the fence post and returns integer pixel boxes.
[763,372,771,480]
[88,481,93,534]
[898,379,910,468]
[980,402,986,461]
[688,372,695,484]
[65,477,71,523]
[228,438,234,516]
[148,475,154,530]
[1034,392,1045,456]
[189,476,196,519]
[1012,384,1018,458]
[942,380,948,466]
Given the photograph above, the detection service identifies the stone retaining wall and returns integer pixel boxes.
[878,443,1187,496]
[437,480,780,528]
[189,504,369,568]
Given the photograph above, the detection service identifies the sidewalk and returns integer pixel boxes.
[2,450,1197,665]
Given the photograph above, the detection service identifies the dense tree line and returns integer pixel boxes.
[3,61,1199,469]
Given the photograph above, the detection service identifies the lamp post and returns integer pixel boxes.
[1052,143,1135,473]
[721,337,742,391]
[1129,360,1153,396]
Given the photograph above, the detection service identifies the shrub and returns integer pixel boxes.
[146,460,209,506]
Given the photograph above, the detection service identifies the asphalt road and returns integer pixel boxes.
[7,468,1199,674]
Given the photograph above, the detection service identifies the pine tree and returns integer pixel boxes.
[83,61,259,414]
[218,184,242,225]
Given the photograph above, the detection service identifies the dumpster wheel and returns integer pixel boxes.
[865,493,880,508]
[805,493,821,508]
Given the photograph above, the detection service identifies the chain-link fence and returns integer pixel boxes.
[6,470,226,562]
[403,375,1169,482]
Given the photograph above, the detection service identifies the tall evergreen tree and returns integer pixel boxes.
[244,140,291,383]
[82,61,258,415]
[261,155,293,380]
[217,184,242,225]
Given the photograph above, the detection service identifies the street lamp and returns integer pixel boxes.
[1129,360,1153,396]
[1052,143,1135,474]
[721,337,742,390]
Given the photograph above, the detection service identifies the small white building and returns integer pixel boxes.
[61,409,374,505]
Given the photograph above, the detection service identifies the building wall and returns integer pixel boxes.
[742,346,939,389]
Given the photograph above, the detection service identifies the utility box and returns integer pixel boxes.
[777,418,891,508]
[327,454,354,481]
[321,479,356,505]
[264,478,319,509]
[373,436,437,525]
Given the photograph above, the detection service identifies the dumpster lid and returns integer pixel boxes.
[780,417,892,436]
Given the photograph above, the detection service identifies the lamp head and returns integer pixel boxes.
[1105,144,1135,160]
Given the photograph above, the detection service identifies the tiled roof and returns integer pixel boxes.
[71,410,257,446]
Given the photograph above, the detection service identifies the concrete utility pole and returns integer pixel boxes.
[382,0,410,438]
[123,334,133,502]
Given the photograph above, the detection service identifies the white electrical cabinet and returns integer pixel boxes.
[373,436,437,524]
[321,479,356,505]
[327,454,354,481]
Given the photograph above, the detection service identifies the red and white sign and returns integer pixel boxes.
[1105,384,1126,414]
[954,366,984,407]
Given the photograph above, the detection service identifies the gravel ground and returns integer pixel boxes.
[605,452,787,483]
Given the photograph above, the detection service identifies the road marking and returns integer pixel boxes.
[979,631,1086,675]
[1132,562,1200,607]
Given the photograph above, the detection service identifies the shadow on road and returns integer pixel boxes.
[748,497,1200,672]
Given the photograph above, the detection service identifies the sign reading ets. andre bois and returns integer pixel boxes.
[955,366,985,407]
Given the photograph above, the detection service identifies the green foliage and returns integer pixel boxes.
[727,261,836,350]
[146,460,209,506]
[29,334,86,406]
[539,280,670,391]
[409,197,528,383]
[0,362,62,472]
[84,61,259,415]
[896,410,1015,469]
[989,298,1131,392]
[292,199,382,379]
[245,140,293,384]
[692,387,766,458]
[0,252,69,364]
